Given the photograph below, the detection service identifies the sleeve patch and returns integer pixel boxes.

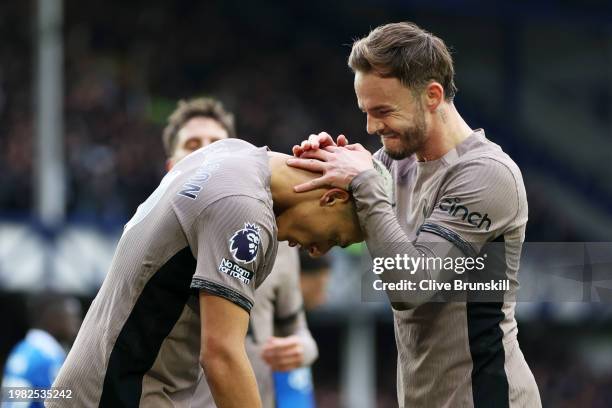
[229,222,262,264]
[218,258,254,284]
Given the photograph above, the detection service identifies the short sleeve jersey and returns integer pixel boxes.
[47,139,278,408]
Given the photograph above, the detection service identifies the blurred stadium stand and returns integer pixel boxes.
[1,0,612,406]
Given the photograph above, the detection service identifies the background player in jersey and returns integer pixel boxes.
[290,22,541,407]
[2,293,81,408]
[49,138,366,408]
[161,97,318,408]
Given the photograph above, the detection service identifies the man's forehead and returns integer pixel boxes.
[354,72,406,111]
[178,117,228,138]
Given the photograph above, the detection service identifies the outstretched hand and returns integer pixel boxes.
[286,142,374,192]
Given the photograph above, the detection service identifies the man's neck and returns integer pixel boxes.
[267,152,320,215]
[416,102,473,162]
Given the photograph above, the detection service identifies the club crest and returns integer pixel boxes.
[229,223,262,264]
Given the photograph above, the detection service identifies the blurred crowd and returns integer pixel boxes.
[0,1,592,241]
[0,1,362,223]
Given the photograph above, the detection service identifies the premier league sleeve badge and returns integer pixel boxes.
[229,222,262,264]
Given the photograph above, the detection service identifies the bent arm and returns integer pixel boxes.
[351,170,452,308]
[350,159,520,309]
[199,292,261,408]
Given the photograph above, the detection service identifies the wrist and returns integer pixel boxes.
[349,168,381,193]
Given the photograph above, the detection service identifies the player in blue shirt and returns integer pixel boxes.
[2,293,81,408]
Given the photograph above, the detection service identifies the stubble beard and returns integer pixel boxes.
[383,111,428,160]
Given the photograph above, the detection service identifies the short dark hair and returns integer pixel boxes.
[162,97,236,157]
[348,22,457,100]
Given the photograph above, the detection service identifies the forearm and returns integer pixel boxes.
[350,169,424,266]
[350,170,458,308]
[292,313,318,365]
[201,347,261,408]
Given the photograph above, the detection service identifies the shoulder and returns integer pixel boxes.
[444,148,527,224]
[450,136,525,194]
[171,148,271,216]
[200,194,274,224]
[191,195,276,255]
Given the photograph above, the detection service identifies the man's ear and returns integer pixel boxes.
[424,81,444,112]
[319,188,350,206]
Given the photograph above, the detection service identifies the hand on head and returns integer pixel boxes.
[287,132,374,193]
[291,131,349,157]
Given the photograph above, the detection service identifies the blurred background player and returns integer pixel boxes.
[2,292,81,408]
[162,97,318,408]
[269,253,332,408]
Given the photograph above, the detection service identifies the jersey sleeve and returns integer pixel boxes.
[190,195,275,313]
[417,157,527,255]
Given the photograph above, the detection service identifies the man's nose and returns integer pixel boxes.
[366,114,383,135]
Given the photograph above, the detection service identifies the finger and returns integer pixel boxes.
[273,354,300,366]
[286,158,326,173]
[272,342,301,353]
[276,354,303,368]
[337,134,349,146]
[261,348,274,359]
[273,362,300,372]
[344,143,367,152]
[292,145,303,157]
[293,176,330,193]
[308,134,321,150]
[261,343,277,355]
[299,149,333,161]
[280,353,303,364]
[312,132,336,150]
[323,145,341,153]
[300,140,312,151]
[263,352,300,369]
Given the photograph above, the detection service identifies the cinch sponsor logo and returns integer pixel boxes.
[218,257,254,284]
[439,197,492,231]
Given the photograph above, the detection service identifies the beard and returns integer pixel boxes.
[381,107,428,160]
